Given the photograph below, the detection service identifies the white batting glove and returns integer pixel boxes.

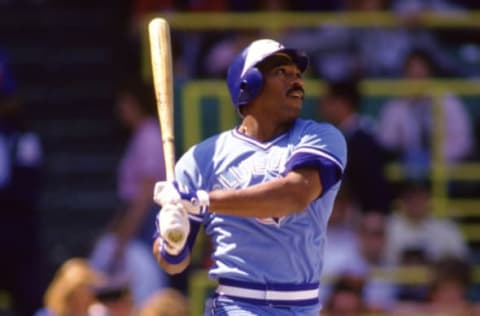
[153,181,209,215]
[156,203,190,256]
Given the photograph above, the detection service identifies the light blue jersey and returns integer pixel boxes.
[175,118,347,315]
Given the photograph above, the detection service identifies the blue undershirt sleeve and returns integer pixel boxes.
[285,153,343,196]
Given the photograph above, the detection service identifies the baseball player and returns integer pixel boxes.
[153,39,347,315]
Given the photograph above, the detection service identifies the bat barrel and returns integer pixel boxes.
[148,18,176,182]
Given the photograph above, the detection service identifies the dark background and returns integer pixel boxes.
[0,0,133,276]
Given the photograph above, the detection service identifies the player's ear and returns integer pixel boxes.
[238,67,263,104]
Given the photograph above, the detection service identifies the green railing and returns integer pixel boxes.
[179,79,480,224]
[142,11,480,29]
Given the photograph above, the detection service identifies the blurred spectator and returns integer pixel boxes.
[93,278,136,316]
[385,180,470,266]
[34,258,104,316]
[356,212,398,311]
[392,257,476,316]
[115,79,165,255]
[321,275,367,316]
[320,186,368,304]
[89,79,168,306]
[386,180,470,303]
[319,79,393,213]
[377,49,474,179]
[204,31,260,78]
[282,23,358,82]
[321,206,400,313]
[386,0,474,78]
[352,0,458,78]
[282,0,456,80]
[0,49,45,316]
[89,210,167,308]
[321,186,362,285]
[391,0,467,14]
[321,207,398,312]
[137,288,190,316]
[427,257,475,315]
[201,0,296,78]
[358,213,387,268]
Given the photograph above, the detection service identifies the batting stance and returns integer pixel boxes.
[153,39,347,315]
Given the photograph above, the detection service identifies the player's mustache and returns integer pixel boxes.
[286,85,305,99]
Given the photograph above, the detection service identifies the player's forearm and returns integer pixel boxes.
[209,168,322,218]
[152,238,191,274]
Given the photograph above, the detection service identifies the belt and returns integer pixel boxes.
[216,278,320,306]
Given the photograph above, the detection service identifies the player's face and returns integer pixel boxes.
[259,63,304,123]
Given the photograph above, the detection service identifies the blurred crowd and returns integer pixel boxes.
[125,0,480,80]
[1,0,480,315]
[32,258,189,316]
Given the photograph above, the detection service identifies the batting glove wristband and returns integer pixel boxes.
[156,203,190,257]
[153,181,209,215]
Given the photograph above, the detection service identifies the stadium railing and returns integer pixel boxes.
[178,79,480,236]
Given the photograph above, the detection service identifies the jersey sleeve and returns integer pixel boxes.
[284,121,347,194]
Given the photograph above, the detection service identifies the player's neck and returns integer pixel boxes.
[238,116,258,137]
[239,116,290,142]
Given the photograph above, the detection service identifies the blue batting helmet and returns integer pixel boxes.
[226,39,308,109]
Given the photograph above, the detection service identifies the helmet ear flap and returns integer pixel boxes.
[237,67,263,105]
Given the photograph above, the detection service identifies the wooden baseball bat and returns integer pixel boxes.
[148,18,175,181]
[148,18,184,243]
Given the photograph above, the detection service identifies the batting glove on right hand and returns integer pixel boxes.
[156,203,190,256]
[153,181,209,215]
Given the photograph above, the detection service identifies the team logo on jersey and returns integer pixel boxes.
[256,216,285,226]
[218,150,286,189]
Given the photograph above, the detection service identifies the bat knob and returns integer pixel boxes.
[167,230,184,244]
